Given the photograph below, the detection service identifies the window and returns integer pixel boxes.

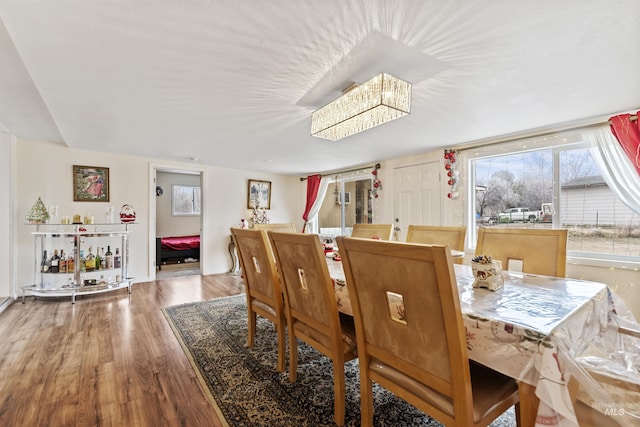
[172,185,201,216]
[468,133,640,261]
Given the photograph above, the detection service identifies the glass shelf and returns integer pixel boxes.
[23,223,134,304]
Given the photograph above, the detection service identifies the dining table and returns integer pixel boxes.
[326,256,611,427]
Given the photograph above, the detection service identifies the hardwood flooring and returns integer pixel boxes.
[0,273,245,427]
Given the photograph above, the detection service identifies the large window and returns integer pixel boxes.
[469,136,639,261]
[316,176,373,238]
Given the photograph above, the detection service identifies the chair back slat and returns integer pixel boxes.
[350,224,393,240]
[476,227,567,277]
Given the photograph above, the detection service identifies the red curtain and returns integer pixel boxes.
[301,174,321,233]
[609,111,640,175]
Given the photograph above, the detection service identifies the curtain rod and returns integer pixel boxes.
[457,111,638,152]
[609,114,638,123]
[300,163,380,181]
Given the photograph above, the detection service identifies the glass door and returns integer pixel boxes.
[317,176,373,238]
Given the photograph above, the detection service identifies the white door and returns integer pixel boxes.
[393,162,441,241]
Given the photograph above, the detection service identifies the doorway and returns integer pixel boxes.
[153,167,203,279]
[316,175,374,237]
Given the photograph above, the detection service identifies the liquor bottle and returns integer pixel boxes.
[67,252,74,274]
[79,250,86,272]
[85,247,96,272]
[94,247,101,271]
[99,248,106,270]
[41,250,49,273]
[50,249,60,273]
[114,248,121,269]
[59,250,67,274]
[105,246,114,269]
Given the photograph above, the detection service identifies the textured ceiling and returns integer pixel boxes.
[0,1,638,175]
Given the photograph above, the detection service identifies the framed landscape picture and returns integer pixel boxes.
[247,179,271,209]
[73,165,110,202]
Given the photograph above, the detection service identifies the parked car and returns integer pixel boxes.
[497,204,554,223]
[497,207,543,223]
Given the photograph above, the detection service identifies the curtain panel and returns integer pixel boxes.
[584,125,640,215]
[609,112,640,176]
[302,174,322,233]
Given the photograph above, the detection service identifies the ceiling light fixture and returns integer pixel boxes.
[311,73,412,141]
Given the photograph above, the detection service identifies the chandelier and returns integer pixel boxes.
[311,73,412,141]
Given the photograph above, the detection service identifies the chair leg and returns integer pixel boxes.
[247,308,256,347]
[288,329,298,383]
[333,360,346,426]
[360,371,374,426]
[276,322,286,372]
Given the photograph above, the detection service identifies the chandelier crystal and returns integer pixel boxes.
[311,73,411,141]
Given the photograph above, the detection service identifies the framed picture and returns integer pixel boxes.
[73,165,110,202]
[247,179,271,209]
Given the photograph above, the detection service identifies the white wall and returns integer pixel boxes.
[14,139,304,295]
[0,133,16,303]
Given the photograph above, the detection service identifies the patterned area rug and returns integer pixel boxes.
[163,295,516,427]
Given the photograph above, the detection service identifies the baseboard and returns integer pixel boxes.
[0,296,14,315]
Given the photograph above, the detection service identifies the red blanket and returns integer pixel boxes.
[161,235,200,251]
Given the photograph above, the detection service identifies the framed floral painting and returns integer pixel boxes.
[73,165,110,202]
[247,179,271,209]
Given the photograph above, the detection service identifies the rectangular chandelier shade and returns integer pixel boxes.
[311,73,412,141]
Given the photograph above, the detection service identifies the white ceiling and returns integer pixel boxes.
[0,1,638,175]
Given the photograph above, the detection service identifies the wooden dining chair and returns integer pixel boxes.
[475,227,568,277]
[350,223,393,240]
[253,222,297,233]
[337,236,520,427]
[571,321,640,426]
[268,231,357,426]
[406,225,466,263]
[230,227,286,372]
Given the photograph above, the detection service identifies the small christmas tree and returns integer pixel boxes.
[26,197,50,224]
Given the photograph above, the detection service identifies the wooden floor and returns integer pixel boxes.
[0,273,245,427]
